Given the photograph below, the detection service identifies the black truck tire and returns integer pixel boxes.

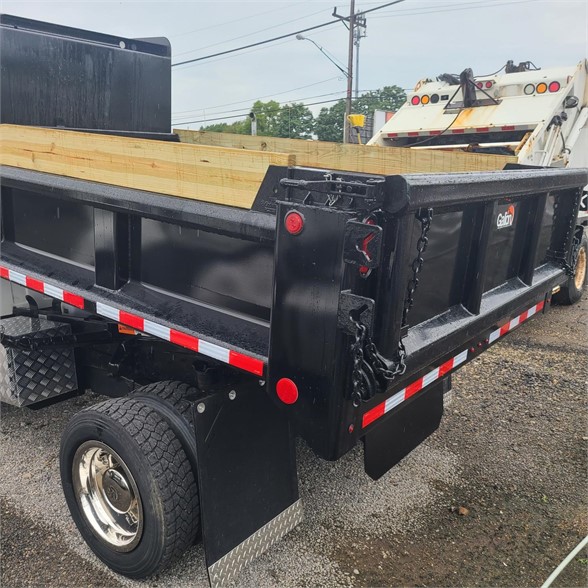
[132,380,197,433]
[554,232,587,305]
[60,397,199,578]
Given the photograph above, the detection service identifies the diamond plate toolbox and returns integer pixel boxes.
[0,316,77,407]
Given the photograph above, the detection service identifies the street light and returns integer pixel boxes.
[297,34,353,142]
[296,35,350,79]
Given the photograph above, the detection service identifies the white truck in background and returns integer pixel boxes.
[369,59,588,303]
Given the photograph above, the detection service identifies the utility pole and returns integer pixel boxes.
[354,14,366,100]
[334,2,356,143]
[344,0,355,143]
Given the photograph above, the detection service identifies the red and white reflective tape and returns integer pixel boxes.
[487,300,544,344]
[362,299,546,429]
[386,124,531,139]
[0,265,265,377]
[362,349,468,428]
[0,266,85,308]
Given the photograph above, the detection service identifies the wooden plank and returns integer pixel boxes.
[0,124,296,209]
[175,129,517,174]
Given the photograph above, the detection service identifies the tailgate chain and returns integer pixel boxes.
[350,208,433,405]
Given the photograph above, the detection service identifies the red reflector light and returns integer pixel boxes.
[485,81,493,89]
[476,82,483,89]
[284,211,304,235]
[276,378,298,404]
[548,81,560,92]
[359,218,376,277]
[411,95,420,105]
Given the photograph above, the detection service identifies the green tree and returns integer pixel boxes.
[199,119,248,134]
[315,85,406,142]
[355,85,406,115]
[314,99,346,142]
[275,102,314,139]
[250,100,281,136]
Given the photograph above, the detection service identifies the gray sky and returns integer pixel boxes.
[3,0,587,128]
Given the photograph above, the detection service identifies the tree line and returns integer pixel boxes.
[199,86,406,142]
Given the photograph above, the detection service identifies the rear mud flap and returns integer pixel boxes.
[363,378,448,480]
[192,383,301,588]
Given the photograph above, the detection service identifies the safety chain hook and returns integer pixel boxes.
[349,208,433,404]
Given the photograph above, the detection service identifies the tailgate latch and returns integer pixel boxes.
[343,220,383,271]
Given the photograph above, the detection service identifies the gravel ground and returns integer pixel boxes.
[1,294,586,587]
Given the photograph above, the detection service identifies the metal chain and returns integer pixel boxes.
[349,208,433,403]
[402,208,434,327]
[350,321,368,406]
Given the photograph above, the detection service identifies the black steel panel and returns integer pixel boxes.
[535,194,556,266]
[387,168,588,211]
[0,167,276,244]
[94,209,129,289]
[483,200,520,292]
[268,203,352,458]
[8,188,95,269]
[140,218,274,321]
[407,210,464,326]
[193,384,298,566]
[0,14,171,132]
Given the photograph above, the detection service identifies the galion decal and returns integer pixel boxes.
[496,204,515,229]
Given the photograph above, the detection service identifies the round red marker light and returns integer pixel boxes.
[548,81,560,93]
[411,95,420,105]
[276,378,299,404]
[284,211,304,235]
[485,81,493,89]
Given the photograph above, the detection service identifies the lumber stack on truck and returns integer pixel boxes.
[0,124,516,212]
[0,124,294,209]
[174,128,517,175]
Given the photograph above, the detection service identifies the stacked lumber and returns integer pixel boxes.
[175,129,516,176]
[1,124,293,209]
[1,124,516,210]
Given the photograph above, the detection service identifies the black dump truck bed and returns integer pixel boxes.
[1,13,586,588]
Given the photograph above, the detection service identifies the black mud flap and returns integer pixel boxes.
[363,379,448,480]
[193,382,301,588]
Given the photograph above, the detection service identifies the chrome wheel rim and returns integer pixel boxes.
[73,441,143,551]
[574,245,586,290]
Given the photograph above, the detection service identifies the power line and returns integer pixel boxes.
[174,6,328,58]
[171,0,407,69]
[172,76,341,116]
[173,86,407,127]
[173,98,345,126]
[173,90,348,123]
[168,3,291,40]
[371,0,538,19]
[172,19,341,68]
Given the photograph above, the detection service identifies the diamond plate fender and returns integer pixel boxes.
[208,499,303,587]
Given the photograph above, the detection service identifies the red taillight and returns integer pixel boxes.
[476,82,483,89]
[485,81,493,89]
[548,81,560,92]
[284,211,304,235]
[276,378,298,404]
[359,218,376,277]
[411,95,420,105]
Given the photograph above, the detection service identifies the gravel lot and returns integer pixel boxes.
[1,294,587,588]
